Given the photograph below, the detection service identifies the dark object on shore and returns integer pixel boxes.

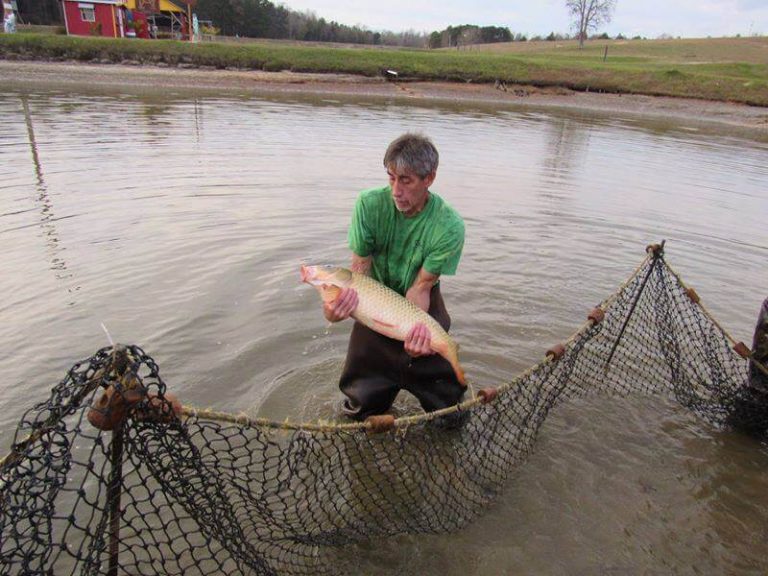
[381,68,399,81]
[728,297,768,436]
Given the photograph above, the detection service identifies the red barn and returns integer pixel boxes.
[61,0,129,38]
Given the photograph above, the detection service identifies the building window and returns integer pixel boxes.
[78,3,95,22]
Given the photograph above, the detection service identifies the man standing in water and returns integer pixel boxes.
[324,133,466,420]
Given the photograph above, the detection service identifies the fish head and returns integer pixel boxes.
[300,265,353,286]
[300,265,354,303]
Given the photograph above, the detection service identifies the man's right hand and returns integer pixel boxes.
[324,288,359,322]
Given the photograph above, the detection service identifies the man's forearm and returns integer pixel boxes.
[351,254,372,276]
[406,285,431,312]
[406,271,438,312]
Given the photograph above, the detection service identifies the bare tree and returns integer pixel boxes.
[566,0,617,48]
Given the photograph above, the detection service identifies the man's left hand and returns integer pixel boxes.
[404,323,434,357]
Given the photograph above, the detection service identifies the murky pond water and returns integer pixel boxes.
[1,81,767,574]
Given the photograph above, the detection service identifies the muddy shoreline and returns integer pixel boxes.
[3,59,768,135]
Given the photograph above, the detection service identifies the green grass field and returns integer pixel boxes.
[2,33,766,105]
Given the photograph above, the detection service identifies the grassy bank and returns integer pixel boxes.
[1,33,766,106]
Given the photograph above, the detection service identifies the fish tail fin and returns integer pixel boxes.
[453,361,466,388]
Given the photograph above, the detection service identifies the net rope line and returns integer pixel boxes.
[1,243,765,576]
[667,262,744,347]
[663,259,768,380]
[0,247,762,467]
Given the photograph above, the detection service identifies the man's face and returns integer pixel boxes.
[387,165,435,217]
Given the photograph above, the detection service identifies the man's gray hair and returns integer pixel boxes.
[383,133,439,178]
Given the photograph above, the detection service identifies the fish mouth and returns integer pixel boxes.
[300,264,346,286]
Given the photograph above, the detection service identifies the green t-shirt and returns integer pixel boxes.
[348,186,465,295]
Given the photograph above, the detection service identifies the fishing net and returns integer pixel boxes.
[1,245,766,576]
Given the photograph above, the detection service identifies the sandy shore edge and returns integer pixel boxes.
[3,59,768,134]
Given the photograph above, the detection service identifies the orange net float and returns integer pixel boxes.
[685,287,701,304]
[734,342,751,359]
[87,385,145,431]
[546,344,566,361]
[588,308,605,324]
[477,388,498,404]
[365,414,396,434]
[646,243,663,256]
[135,392,183,424]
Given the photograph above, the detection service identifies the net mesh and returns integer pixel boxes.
[1,248,766,576]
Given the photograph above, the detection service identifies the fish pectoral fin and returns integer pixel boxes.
[319,284,342,304]
[373,319,396,329]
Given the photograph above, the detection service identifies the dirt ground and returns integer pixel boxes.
[3,59,768,135]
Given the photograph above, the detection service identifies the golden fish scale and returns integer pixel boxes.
[348,272,456,355]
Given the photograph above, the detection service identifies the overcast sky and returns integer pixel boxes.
[283,0,768,38]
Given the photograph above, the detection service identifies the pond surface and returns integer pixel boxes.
[1,81,767,574]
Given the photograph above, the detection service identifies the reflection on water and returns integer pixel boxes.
[540,116,590,194]
[0,82,767,575]
[20,94,79,300]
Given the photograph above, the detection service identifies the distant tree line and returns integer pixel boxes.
[427,25,524,48]
[194,0,429,46]
[193,3,539,48]
[14,0,62,25]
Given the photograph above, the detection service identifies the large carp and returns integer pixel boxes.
[301,265,466,387]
